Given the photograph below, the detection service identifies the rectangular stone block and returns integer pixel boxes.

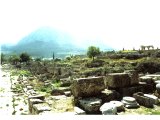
[139,82,155,93]
[28,98,44,114]
[33,103,51,114]
[71,76,105,97]
[28,95,45,100]
[79,97,102,114]
[98,89,119,104]
[74,106,86,115]
[118,85,143,96]
[124,70,139,85]
[105,73,131,88]
[133,92,154,108]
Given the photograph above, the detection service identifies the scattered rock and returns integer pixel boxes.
[79,97,102,114]
[64,91,71,97]
[156,84,160,94]
[74,106,86,115]
[139,82,155,93]
[98,89,120,103]
[133,92,154,108]
[110,101,125,111]
[144,94,159,105]
[139,76,154,84]
[100,102,117,115]
[155,80,160,84]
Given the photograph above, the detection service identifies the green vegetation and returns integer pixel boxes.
[1,53,6,64]
[87,46,101,61]
[20,52,31,63]
[9,54,20,65]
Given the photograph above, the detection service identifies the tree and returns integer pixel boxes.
[19,52,31,63]
[1,53,6,64]
[87,46,101,61]
[53,52,55,60]
[9,54,20,65]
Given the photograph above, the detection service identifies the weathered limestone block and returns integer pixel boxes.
[105,73,131,88]
[50,89,65,96]
[139,76,154,84]
[79,97,102,114]
[28,98,44,114]
[144,94,159,105]
[74,106,86,115]
[28,95,45,101]
[64,91,72,97]
[26,85,33,90]
[124,70,139,85]
[156,84,160,94]
[60,78,72,87]
[100,103,117,115]
[118,85,143,96]
[139,82,154,93]
[133,92,154,108]
[32,103,51,114]
[50,95,74,112]
[71,76,105,97]
[121,97,139,108]
[155,80,160,84]
[110,101,125,112]
[98,89,120,103]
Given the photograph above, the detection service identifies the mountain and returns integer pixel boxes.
[1,27,85,58]
[1,27,113,58]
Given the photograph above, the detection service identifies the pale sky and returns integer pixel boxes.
[0,0,160,50]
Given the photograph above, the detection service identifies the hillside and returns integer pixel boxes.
[1,27,85,58]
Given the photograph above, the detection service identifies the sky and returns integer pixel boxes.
[0,0,160,50]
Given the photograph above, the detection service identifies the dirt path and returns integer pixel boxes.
[0,65,14,115]
[0,65,29,115]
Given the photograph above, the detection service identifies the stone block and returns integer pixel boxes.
[64,91,71,97]
[50,89,65,96]
[139,82,155,93]
[50,95,74,112]
[32,103,51,114]
[156,84,160,94]
[28,98,44,114]
[118,85,143,96]
[71,76,105,97]
[79,97,102,114]
[100,103,117,115]
[139,76,154,84]
[105,73,131,88]
[28,95,45,101]
[110,101,125,112]
[124,70,139,85]
[74,106,86,115]
[133,92,154,108]
[144,94,159,105]
[98,89,120,103]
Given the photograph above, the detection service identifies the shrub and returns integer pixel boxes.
[135,60,160,74]
[85,59,105,68]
